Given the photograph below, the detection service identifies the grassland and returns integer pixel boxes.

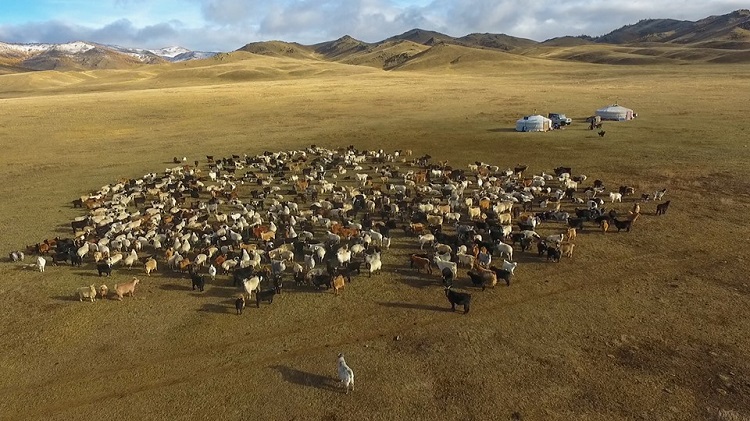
[0,53,749,421]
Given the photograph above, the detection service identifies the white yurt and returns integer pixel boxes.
[515,115,552,132]
[595,104,635,121]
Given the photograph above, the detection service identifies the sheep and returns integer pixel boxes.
[365,252,382,277]
[382,236,391,250]
[123,249,139,269]
[235,295,245,315]
[114,277,140,300]
[77,284,97,302]
[445,286,471,314]
[410,254,432,274]
[656,200,671,216]
[256,288,277,307]
[418,234,435,250]
[98,284,109,300]
[337,353,355,394]
[609,192,622,203]
[560,242,575,258]
[144,258,157,276]
[208,264,217,281]
[336,247,352,267]
[36,256,46,272]
[434,243,453,255]
[9,251,25,262]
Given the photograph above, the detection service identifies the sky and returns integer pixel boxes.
[0,0,746,51]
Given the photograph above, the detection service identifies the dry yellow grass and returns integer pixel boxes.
[0,54,749,421]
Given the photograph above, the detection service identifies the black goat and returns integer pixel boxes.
[191,273,205,292]
[537,240,549,257]
[256,288,277,308]
[547,247,561,263]
[467,270,488,291]
[611,218,632,232]
[97,262,112,277]
[441,267,454,287]
[656,201,671,216]
[445,286,471,314]
[235,296,245,315]
[488,266,512,287]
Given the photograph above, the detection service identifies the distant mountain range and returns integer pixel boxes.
[1,9,748,72]
[0,41,218,71]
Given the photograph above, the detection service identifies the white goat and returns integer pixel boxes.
[337,354,355,394]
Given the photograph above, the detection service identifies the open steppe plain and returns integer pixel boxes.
[0,53,749,420]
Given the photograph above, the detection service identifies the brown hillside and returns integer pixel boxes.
[312,35,370,60]
[456,33,538,51]
[384,28,455,45]
[390,42,557,72]
[337,40,429,69]
[541,36,596,47]
[237,41,318,60]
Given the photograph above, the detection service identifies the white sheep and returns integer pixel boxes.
[337,354,355,394]
[495,242,513,261]
[77,284,97,302]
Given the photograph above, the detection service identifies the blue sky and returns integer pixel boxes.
[0,0,746,51]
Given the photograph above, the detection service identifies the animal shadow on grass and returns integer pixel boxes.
[160,283,191,291]
[73,271,104,277]
[392,272,438,289]
[197,301,233,314]
[271,365,339,392]
[51,294,80,302]
[378,301,449,312]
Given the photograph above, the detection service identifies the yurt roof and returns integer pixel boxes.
[597,104,632,112]
[517,114,550,122]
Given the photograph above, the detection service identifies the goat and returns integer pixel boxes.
[242,275,263,300]
[609,192,622,203]
[467,269,496,291]
[114,277,140,300]
[144,258,157,276]
[547,247,561,263]
[433,256,458,281]
[418,234,435,250]
[191,273,206,292]
[365,252,382,277]
[332,274,346,295]
[560,242,575,258]
[235,295,245,315]
[337,353,355,394]
[98,284,109,300]
[611,218,632,232]
[256,288,276,307]
[656,200,671,216]
[598,130,606,137]
[441,267,454,287]
[9,251,25,262]
[445,286,471,314]
[566,227,577,241]
[600,220,609,233]
[410,254,432,274]
[36,256,46,272]
[488,266,512,287]
[495,242,513,261]
[97,262,112,277]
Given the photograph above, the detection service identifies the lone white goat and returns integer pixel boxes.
[337,353,355,394]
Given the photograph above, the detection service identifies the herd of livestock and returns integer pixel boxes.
[8,145,671,313]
